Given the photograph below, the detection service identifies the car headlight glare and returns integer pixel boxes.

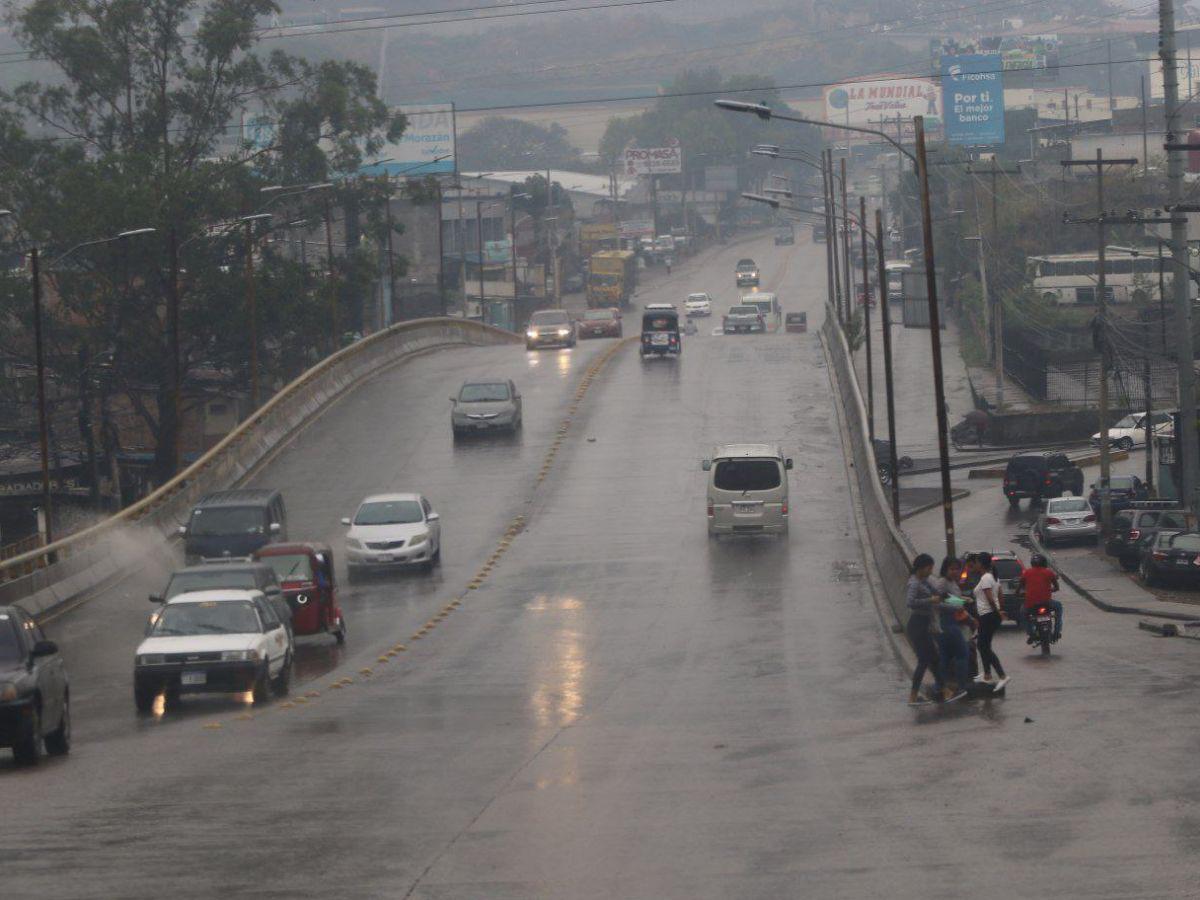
[526,330,538,338]
[136,654,165,666]
[409,532,429,547]
[557,328,571,337]
[221,650,260,662]
[0,683,17,701]
[347,538,363,549]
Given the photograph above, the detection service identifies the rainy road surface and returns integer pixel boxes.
[6,233,1200,900]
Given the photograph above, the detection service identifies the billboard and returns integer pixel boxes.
[942,54,1005,146]
[932,35,1059,77]
[623,146,682,176]
[368,104,456,177]
[823,77,941,132]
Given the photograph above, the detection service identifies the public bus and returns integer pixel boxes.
[1028,251,1174,305]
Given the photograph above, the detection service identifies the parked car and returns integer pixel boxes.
[735,258,760,287]
[1087,474,1149,514]
[0,605,70,764]
[1105,503,1196,570]
[150,561,291,638]
[133,589,293,712]
[1035,496,1098,546]
[343,493,441,579]
[451,379,522,438]
[1002,453,1084,508]
[1138,531,1200,587]
[525,309,576,350]
[684,292,713,317]
[1091,411,1172,450]
[179,489,287,564]
[723,304,765,334]
[578,307,622,338]
[958,550,1025,621]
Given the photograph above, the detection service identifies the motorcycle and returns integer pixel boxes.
[1031,602,1054,656]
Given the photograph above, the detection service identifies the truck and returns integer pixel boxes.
[587,250,637,308]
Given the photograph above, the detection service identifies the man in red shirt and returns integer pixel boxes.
[1019,553,1063,643]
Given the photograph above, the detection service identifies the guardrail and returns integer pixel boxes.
[0,318,520,616]
[822,305,917,627]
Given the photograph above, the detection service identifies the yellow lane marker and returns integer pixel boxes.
[305,690,320,698]
[378,655,390,663]
[294,696,309,704]
[280,702,295,709]
[204,722,223,730]
[236,712,256,720]
[359,668,373,677]
[330,682,344,690]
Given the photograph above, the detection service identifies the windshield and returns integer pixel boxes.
[531,311,569,325]
[1108,476,1139,490]
[0,616,21,665]
[188,506,264,536]
[1114,415,1140,428]
[166,570,258,599]
[1049,499,1090,513]
[1169,533,1200,552]
[713,459,781,492]
[460,382,510,402]
[260,554,313,581]
[582,310,614,321]
[729,306,758,315]
[745,298,772,310]
[150,600,261,636]
[643,315,676,331]
[687,294,708,303]
[737,259,755,268]
[992,559,1023,579]
[354,500,423,526]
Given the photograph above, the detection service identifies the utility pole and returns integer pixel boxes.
[894,114,906,258]
[30,247,53,545]
[876,207,901,524]
[435,178,447,317]
[967,159,1020,407]
[860,195,875,442]
[1141,75,1149,178]
[382,175,397,324]
[821,152,837,318]
[826,150,845,323]
[1162,0,1200,515]
[1061,151,1136,534]
[244,220,260,409]
[840,157,853,326]
[323,197,338,353]
[1107,40,1116,119]
[914,116,956,558]
[476,201,486,325]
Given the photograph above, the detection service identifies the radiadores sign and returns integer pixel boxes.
[623,146,682,176]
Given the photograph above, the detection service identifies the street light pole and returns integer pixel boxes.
[29,246,53,546]
[241,214,272,409]
[860,195,875,442]
[323,197,338,352]
[876,207,901,524]
[840,157,852,328]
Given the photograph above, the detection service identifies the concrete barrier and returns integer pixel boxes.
[0,318,520,617]
[822,305,916,628]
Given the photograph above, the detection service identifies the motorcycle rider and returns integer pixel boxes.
[1019,553,1063,643]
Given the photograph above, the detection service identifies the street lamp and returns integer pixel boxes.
[719,99,957,556]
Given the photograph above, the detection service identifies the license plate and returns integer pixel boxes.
[377,555,393,562]
[651,334,669,345]
[1036,616,1053,624]
[732,502,762,514]
[475,422,491,429]
[1178,558,1191,565]
[181,671,206,686]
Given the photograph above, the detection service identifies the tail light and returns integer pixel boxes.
[781,502,789,517]
[1045,517,1061,525]
[1045,477,1053,485]
[1129,529,1141,541]
[1083,514,1096,522]
[707,503,714,518]
[1153,551,1167,560]
[1036,606,1049,615]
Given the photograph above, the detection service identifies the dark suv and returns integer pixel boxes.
[179,489,288,564]
[1003,453,1084,508]
[735,258,760,287]
[1105,503,1196,570]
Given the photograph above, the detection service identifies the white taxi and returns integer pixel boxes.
[684,292,713,317]
[133,589,293,713]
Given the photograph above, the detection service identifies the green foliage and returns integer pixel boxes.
[458,117,584,171]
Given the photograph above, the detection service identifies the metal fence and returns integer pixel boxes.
[0,318,520,616]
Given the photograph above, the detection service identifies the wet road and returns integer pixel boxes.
[7,233,1200,899]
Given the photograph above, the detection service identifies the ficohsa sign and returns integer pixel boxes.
[624,147,682,176]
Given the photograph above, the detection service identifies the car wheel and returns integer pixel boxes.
[1140,560,1158,586]
[1008,496,1020,509]
[134,682,158,715]
[334,617,347,644]
[44,695,71,756]
[433,540,442,564]
[12,704,41,765]
[272,653,292,697]
[1117,437,1134,451]
[252,663,271,705]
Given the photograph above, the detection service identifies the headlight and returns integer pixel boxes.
[136,654,165,667]
[347,538,363,549]
[295,593,309,605]
[526,330,538,338]
[557,328,571,336]
[0,683,17,701]
[408,532,429,547]
[221,650,260,662]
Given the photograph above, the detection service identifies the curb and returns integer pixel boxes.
[967,449,1131,479]
[1029,530,1200,623]
[899,488,971,521]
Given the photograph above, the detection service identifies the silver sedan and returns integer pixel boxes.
[451,379,522,438]
[1035,496,1098,546]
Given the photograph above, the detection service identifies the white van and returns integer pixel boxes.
[702,443,792,536]
[739,291,781,331]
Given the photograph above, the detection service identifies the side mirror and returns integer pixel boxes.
[427,511,440,522]
[269,522,281,535]
[177,524,188,536]
[450,397,457,404]
[340,517,351,526]
[148,593,164,604]
[701,459,712,471]
[31,640,58,658]
[785,458,794,470]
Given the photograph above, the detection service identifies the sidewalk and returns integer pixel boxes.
[1029,530,1200,623]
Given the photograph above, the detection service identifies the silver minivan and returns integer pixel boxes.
[702,443,793,537]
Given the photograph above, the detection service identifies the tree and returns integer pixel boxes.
[0,0,402,484]
[458,116,583,171]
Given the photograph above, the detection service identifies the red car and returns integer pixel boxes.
[578,307,623,339]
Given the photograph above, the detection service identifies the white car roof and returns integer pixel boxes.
[686,293,710,300]
[712,443,783,459]
[164,589,263,605]
[645,302,676,310]
[359,492,422,505]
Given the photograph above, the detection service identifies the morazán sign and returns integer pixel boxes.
[623,146,683,176]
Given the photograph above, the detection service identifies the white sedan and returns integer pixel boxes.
[1091,411,1172,451]
[684,293,713,317]
[343,493,441,579]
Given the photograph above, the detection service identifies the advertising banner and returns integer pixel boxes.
[942,54,1005,146]
[369,104,456,176]
[823,77,941,133]
[932,35,1059,77]
[618,220,655,237]
[623,147,683,176]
